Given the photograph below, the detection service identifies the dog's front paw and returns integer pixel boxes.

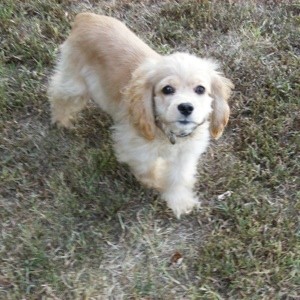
[163,190,200,219]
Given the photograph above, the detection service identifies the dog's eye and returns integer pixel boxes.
[195,85,205,95]
[162,85,175,95]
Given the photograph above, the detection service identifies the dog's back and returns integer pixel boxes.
[67,13,159,97]
[48,13,160,125]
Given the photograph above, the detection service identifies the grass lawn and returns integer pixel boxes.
[0,0,299,299]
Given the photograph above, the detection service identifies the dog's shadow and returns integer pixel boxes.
[54,104,159,221]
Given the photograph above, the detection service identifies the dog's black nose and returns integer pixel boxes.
[178,103,194,116]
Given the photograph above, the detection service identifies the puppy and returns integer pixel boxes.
[48,13,233,218]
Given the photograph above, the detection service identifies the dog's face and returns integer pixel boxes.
[126,53,233,141]
[153,56,214,138]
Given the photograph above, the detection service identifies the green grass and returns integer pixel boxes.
[0,0,299,299]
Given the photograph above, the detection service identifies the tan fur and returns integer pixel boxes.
[210,74,234,139]
[48,13,160,127]
[48,13,234,218]
[69,13,160,104]
[124,59,158,140]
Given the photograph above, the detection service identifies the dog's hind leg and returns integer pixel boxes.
[48,73,88,128]
[48,45,89,128]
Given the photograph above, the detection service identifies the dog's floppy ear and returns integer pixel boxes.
[210,73,234,139]
[124,59,158,141]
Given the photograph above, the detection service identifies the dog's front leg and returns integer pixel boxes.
[161,150,201,218]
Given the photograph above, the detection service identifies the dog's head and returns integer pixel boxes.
[125,52,233,142]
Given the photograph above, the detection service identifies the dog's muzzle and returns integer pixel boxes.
[152,93,206,145]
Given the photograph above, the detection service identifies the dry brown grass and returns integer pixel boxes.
[0,0,299,299]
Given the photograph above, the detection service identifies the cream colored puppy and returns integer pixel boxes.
[48,13,233,218]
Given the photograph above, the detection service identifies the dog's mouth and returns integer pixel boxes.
[168,121,199,143]
[178,120,192,125]
[173,119,200,131]
[177,119,197,126]
[155,117,206,145]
